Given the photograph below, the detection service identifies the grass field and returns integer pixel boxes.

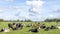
[0,22,60,34]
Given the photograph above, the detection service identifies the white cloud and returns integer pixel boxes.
[0,0,15,2]
[49,15,54,17]
[0,0,45,21]
[0,8,6,13]
[0,15,18,20]
[0,9,3,12]
[47,14,56,19]
[31,8,41,13]
[4,0,14,2]
[0,6,26,20]
[26,0,44,7]
[26,0,45,14]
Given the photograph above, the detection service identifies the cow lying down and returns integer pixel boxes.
[0,28,10,32]
[28,28,38,33]
[57,26,60,29]
[45,25,57,31]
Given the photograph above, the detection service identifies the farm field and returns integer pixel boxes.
[0,0,60,34]
[0,22,60,34]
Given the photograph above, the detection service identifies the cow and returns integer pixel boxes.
[50,25,56,29]
[26,24,31,27]
[8,23,13,29]
[40,24,46,29]
[57,26,60,29]
[0,28,10,32]
[45,25,57,31]
[45,27,50,31]
[26,24,32,27]
[12,23,17,30]
[8,23,16,30]
[28,28,38,33]
[16,23,23,30]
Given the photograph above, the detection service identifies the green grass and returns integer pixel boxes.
[0,22,60,34]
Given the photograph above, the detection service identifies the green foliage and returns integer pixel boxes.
[0,19,4,22]
[24,19,32,22]
[44,18,60,22]
[0,19,32,22]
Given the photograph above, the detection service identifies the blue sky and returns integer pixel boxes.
[0,0,60,21]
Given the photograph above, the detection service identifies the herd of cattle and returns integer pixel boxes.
[0,22,60,33]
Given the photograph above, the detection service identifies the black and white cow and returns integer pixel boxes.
[40,24,46,29]
[0,28,10,32]
[45,27,50,31]
[16,23,23,30]
[50,25,56,29]
[8,23,13,29]
[28,28,38,33]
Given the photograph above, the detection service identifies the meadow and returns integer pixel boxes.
[0,22,60,34]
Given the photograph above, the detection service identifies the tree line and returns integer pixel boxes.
[44,18,60,22]
[0,18,60,22]
[0,19,32,22]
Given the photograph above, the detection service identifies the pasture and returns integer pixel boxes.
[0,22,60,34]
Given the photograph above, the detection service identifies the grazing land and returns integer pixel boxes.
[0,22,60,34]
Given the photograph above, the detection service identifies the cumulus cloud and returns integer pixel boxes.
[0,9,3,12]
[0,7,7,13]
[0,6,26,20]
[26,0,45,13]
[54,9,60,13]
[30,8,41,13]
[26,0,44,7]
[0,0,45,21]
[5,0,14,2]
[0,15,18,20]
[25,0,45,21]
[49,15,54,18]
[47,14,56,19]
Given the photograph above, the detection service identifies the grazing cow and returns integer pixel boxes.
[40,24,46,29]
[29,28,38,33]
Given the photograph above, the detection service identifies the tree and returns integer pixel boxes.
[16,19,20,22]
[44,18,60,22]
[0,19,4,22]
[24,19,32,22]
